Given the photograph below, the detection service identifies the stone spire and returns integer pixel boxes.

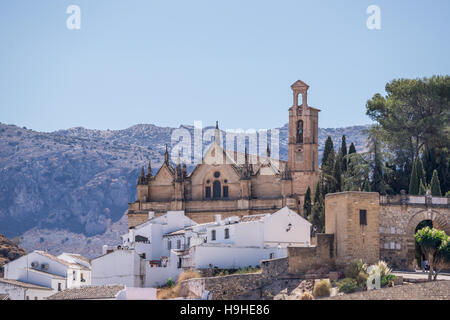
[138,165,146,185]
[214,121,221,145]
[182,162,187,178]
[175,152,183,182]
[281,162,291,180]
[240,147,251,180]
[164,144,169,164]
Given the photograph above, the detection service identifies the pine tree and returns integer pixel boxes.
[430,170,442,196]
[349,142,356,155]
[409,159,420,195]
[341,135,348,172]
[322,136,334,167]
[303,186,312,218]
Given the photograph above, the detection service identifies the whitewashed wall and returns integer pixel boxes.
[92,250,143,287]
[190,245,286,269]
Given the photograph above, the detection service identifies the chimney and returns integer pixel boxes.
[215,214,222,225]
[148,211,155,220]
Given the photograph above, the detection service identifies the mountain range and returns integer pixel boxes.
[0,122,370,257]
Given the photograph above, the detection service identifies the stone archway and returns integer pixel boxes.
[404,209,450,269]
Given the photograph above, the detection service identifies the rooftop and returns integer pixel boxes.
[46,285,125,300]
[0,278,52,290]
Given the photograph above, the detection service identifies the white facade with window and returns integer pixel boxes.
[92,211,196,287]
[0,251,91,300]
[181,207,312,269]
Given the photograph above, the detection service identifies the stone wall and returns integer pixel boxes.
[325,192,380,267]
[179,257,288,300]
[326,280,450,300]
[379,201,450,270]
[287,234,334,274]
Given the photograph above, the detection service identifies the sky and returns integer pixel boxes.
[0,0,449,132]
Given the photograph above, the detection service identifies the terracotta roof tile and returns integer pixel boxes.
[46,285,125,300]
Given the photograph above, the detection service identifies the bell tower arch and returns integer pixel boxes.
[288,80,320,200]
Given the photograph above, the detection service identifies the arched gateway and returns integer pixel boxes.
[324,192,449,271]
[379,195,450,270]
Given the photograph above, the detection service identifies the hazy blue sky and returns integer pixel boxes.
[0,0,449,132]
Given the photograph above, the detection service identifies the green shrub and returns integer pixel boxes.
[337,278,358,294]
[381,274,396,287]
[313,279,331,297]
[356,271,368,288]
[344,259,367,279]
[165,277,175,288]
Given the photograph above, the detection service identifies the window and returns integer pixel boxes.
[384,243,389,250]
[211,230,216,241]
[81,273,84,282]
[214,171,221,178]
[297,120,304,144]
[359,210,367,226]
[270,253,275,259]
[390,227,396,234]
[223,186,229,198]
[34,297,38,300]
[73,270,76,281]
[177,239,181,249]
[379,226,384,233]
[58,283,62,291]
[390,242,395,250]
[26,296,29,300]
[396,243,401,250]
[224,228,230,239]
[168,240,172,250]
[213,181,221,199]
[205,186,211,199]
[187,237,191,247]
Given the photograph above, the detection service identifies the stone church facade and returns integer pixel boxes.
[127,80,320,229]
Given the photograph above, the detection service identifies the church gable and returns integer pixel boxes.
[153,164,174,185]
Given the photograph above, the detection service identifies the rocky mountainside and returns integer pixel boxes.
[0,122,370,258]
[0,234,26,271]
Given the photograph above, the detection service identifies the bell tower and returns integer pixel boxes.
[288,80,320,200]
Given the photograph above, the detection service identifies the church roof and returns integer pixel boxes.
[291,80,309,90]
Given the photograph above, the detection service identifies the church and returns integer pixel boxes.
[127,80,320,229]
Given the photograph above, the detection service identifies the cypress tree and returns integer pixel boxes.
[348,142,356,155]
[409,159,420,195]
[313,181,322,204]
[416,158,426,186]
[430,170,442,196]
[303,186,312,218]
[334,151,343,192]
[419,179,427,196]
[341,135,348,172]
[322,136,334,167]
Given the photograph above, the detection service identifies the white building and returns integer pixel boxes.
[181,207,311,269]
[91,211,196,288]
[91,207,311,288]
[0,250,91,300]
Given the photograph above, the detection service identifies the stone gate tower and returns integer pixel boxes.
[288,80,320,201]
